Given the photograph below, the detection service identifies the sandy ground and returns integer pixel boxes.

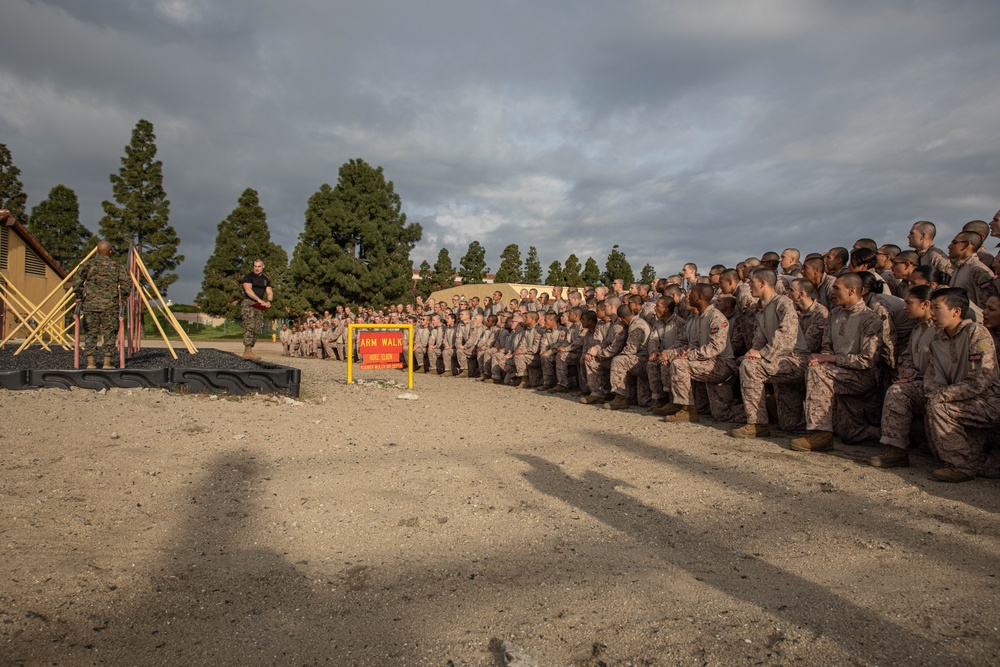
[1,340,999,666]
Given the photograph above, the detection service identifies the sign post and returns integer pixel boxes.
[347,323,414,389]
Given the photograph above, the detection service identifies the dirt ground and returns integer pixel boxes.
[1,340,999,666]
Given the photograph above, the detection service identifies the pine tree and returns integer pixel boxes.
[563,254,583,287]
[546,260,564,286]
[581,256,601,285]
[523,245,542,284]
[99,119,183,293]
[602,245,635,286]
[289,159,422,310]
[196,188,291,319]
[28,184,95,270]
[459,240,489,284]
[432,247,456,291]
[416,259,434,298]
[495,243,523,283]
[0,143,28,224]
[640,263,657,284]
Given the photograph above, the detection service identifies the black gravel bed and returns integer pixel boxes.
[0,345,301,396]
[0,345,272,371]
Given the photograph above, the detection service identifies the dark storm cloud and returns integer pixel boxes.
[2,0,999,301]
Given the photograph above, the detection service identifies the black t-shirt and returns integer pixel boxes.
[242,272,271,300]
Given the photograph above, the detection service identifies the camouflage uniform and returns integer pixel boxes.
[815,273,837,312]
[879,319,935,449]
[670,304,743,422]
[768,301,830,431]
[803,300,882,441]
[426,323,445,373]
[950,254,998,310]
[646,313,686,403]
[610,316,651,404]
[462,321,483,376]
[585,316,625,396]
[923,321,1000,477]
[555,320,583,389]
[512,324,543,384]
[738,294,800,425]
[917,245,953,283]
[73,254,128,357]
[733,282,758,352]
[538,324,565,388]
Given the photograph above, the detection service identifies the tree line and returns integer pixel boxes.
[1,120,658,320]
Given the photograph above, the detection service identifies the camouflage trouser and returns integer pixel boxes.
[322,340,341,360]
[556,351,580,387]
[925,392,1000,477]
[879,380,925,448]
[671,357,743,422]
[540,352,557,387]
[740,354,808,425]
[83,309,119,357]
[804,364,879,439]
[455,348,470,372]
[241,300,263,346]
[585,355,611,395]
[427,345,444,373]
[646,358,672,401]
[610,353,650,405]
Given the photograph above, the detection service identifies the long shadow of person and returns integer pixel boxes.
[1,451,428,666]
[515,452,974,666]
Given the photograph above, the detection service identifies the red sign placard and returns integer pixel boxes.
[357,331,404,369]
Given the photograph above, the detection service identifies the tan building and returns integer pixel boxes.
[0,210,70,339]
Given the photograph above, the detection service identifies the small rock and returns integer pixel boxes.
[98,388,107,395]
[284,397,302,406]
[110,432,120,440]
[397,392,419,400]
[208,395,219,401]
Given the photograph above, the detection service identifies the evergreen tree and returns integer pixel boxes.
[0,143,28,224]
[523,245,542,284]
[602,245,635,286]
[432,247,456,291]
[28,184,95,270]
[459,240,489,284]
[562,253,583,287]
[545,260,564,286]
[495,243,523,283]
[289,159,422,310]
[416,259,434,298]
[99,119,183,293]
[640,263,657,284]
[196,188,291,319]
[581,256,601,285]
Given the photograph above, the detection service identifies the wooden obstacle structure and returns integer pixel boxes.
[0,244,196,367]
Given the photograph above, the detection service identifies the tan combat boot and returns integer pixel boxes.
[931,466,973,483]
[869,447,910,468]
[665,405,699,423]
[580,394,605,405]
[86,355,96,369]
[790,431,834,452]
[730,423,771,439]
[103,355,113,369]
[243,345,261,361]
[548,384,569,393]
[653,402,683,416]
[607,394,630,410]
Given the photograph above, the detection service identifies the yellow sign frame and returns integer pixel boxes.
[346,323,414,389]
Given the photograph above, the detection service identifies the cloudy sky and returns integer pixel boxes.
[2,0,999,302]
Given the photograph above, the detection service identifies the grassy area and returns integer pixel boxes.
[143,315,279,341]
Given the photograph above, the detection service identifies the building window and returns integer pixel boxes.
[0,226,8,270]
[24,245,47,277]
